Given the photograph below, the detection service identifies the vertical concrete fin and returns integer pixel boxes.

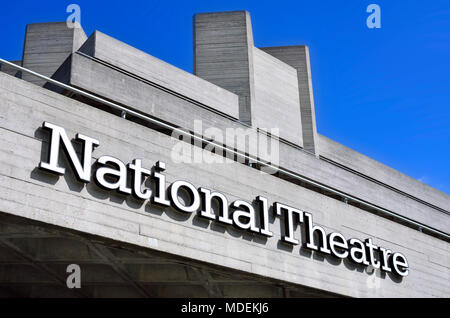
[194,10,255,124]
[21,21,87,86]
[260,46,319,155]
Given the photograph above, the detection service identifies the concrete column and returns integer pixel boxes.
[260,46,319,155]
[21,22,87,86]
[194,11,255,124]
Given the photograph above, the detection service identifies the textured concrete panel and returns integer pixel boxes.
[21,22,87,86]
[78,31,239,119]
[261,46,318,154]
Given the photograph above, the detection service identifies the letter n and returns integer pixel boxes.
[39,122,99,182]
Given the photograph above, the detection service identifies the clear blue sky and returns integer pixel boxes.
[1,0,449,194]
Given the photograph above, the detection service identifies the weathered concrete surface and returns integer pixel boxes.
[78,31,239,120]
[0,61,22,78]
[0,73,448,297]
[50,52,450,234]
[261,46,318,154]
[21,22,87,86]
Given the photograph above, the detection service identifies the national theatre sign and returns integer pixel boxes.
[38,121,409,277]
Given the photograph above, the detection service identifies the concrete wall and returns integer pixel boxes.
[21,22,87,86]
[78,31,239,119]
[0,72,448,297]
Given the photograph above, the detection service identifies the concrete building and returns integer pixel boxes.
[0,11,448,298]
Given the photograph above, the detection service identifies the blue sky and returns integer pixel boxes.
[1,0,449,194]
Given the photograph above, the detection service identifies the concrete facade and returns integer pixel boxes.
[0,11,448,298]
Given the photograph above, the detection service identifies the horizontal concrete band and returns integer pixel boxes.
[1,58,449,239]
[0,72,448,297]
